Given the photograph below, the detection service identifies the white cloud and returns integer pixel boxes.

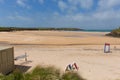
[56,0,120,26]
[8,15,32,21]
[53,12,59,16]
[57,0,93,13]
[38,0,44,4]
[68,0,93,9]
[64,9,120,22]
[46,7,120,29]
[98,0,120,10]
[16,0,30,9]
[80,0,93,9]
[93,10,120,20]
[17,0,26,7]
[58,1,68,11]
[44,0,118,29]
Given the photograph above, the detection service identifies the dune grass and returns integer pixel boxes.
[0,65,85,80]
[62,72,85,80]
[106,28,120,37]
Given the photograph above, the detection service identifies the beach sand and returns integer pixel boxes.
[0,31,120,80]
[0,31,119,45]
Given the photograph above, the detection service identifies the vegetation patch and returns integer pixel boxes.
[0,27,82,32]
[0,65,85,80]
[106,27,120,37]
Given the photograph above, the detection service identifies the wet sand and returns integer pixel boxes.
[0,31,119,45]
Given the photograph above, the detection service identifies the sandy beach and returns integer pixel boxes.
[0,31,120,80]
[0,31,119,45]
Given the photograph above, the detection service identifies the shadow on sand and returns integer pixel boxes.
[15,60,32,73]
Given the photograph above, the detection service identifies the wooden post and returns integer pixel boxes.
[25,52,27,61]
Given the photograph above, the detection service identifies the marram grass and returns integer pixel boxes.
[0,65,85,80]
[62,72,85,80]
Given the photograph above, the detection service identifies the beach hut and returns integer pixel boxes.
[0,47,14,74]
[104,43,110,53]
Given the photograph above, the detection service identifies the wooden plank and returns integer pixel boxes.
[0,47,14,74]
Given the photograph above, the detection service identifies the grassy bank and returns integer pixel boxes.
[106,28,120,37]
[0,66,85,80]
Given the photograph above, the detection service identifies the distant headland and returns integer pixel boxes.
[106,27,120,37]
[0,27,83,32]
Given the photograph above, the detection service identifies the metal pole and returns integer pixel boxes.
[104,44,106,53]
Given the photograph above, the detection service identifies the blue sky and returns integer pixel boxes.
[0,0,120,29]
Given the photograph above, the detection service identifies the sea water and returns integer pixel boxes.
[83,29,112,32]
